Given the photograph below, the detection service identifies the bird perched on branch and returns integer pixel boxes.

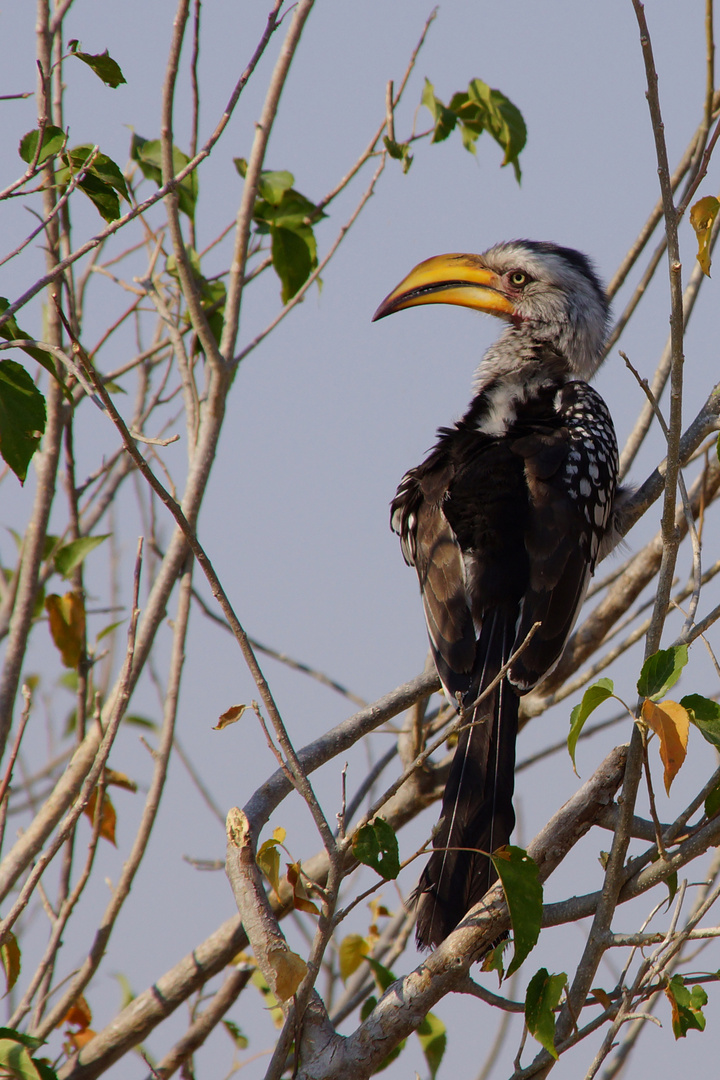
[373,240,622,949]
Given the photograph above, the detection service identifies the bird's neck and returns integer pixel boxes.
[468,335,580,438]
[473,321,603,394]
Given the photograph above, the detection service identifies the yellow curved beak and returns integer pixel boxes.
[372,253,515,322]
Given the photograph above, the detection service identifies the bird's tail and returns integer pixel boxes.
[414,613,519,949]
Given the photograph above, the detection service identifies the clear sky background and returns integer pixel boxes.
[1,1,719,1077]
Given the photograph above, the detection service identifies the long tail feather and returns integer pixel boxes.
[414,614,519,948]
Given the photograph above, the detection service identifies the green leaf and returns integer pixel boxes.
[0,1031,43,1054]
[421,79,458,143]
[166,247,226,351]
[233,157,248,178]
[466,78,527,181]
[257,170,294,205]
[682,693,720,750]
[72,49,127,89]
[113,972,135,1010]
[358,977,405,1073]
[270,226,313,304]
[56,146,129,200]
[251,181,323,301]
[568,677,614,773]
[637,645,688,700]
[416,1011,446,1079]
[80,174,120,221]
[255,189,322,232]
[525,968,567,1059]
[54,534,110,578]
[365,957,396,992]
[34,1060,61,1080]
[705,781,720,819]
[665,975,707,1038]
[681,694,720,721]
[0,359,47,483]
[352,818,400,880]
[480,938,507,984]
[665,870,678,906]
[54,146,130,222]
[123,714,157,730]
[382,136,413,173]
[0,1037,43,1080]
[360,994,377,1021]
[18,125,65,166]
[421,78,527,182]
[130,136,197,219]
[491,845,542,977]
[221,1019,249,1049]
[0,933,21,994]
[0,298,55,379]
[96,619,125,643]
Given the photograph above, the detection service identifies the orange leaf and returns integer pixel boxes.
[84,788,117,845]
[63,994,92,1030]
[68,1027,96,1049]
[45,591,85,668]
[591,987,613,1010]
[641,699,689,794]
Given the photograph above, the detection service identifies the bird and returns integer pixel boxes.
[372,240,623,949]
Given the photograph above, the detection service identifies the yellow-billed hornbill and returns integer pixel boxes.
[373,240,622,949]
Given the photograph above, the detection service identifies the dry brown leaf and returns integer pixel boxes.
[641,698,689,794]
[214,703,248,730]
[592,987,613,1010]
[285,861,320,916]
[45,591,85,668]
[267,947,307,1001]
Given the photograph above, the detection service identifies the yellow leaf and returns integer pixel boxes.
[0,931,21,994]
[250,968,284,1027]
[229,950,254,968]
[339,934,369,981]
[84,789,117,845]
[641,698,689,794]
[45,592,85,668]
[267,947,307,1001]
[272,826,286,844]
[256,839,281,898]
[214,703,248,730]
[689,195,720,276]
[104,768,137,792]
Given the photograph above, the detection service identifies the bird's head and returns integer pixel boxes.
[372,239,609,381]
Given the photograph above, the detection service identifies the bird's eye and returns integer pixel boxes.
[509,270,529,287]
